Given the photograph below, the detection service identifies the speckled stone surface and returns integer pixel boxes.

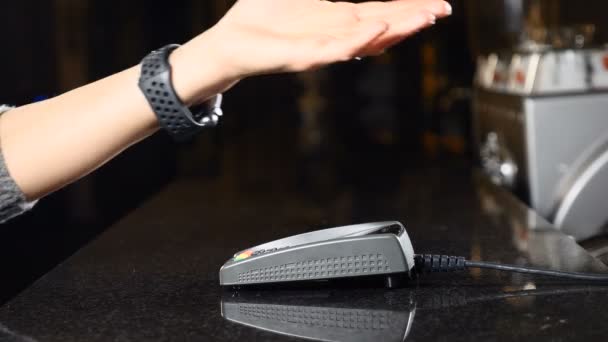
[0,166,606,341]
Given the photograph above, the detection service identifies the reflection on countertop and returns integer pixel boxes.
[222,290,416,342]
[221,285,608,342]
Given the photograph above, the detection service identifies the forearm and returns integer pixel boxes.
[0,36,230,201]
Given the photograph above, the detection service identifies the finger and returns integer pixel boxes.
[354,0,452,52]
[318,3,440,44]
[313,20,389,66]
[355,0,452,20]
[359,10,436,55]
[354,0,429,17]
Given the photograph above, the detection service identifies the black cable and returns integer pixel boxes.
[414,254,608,282]
[465,260,608,281]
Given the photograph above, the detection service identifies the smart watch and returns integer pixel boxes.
[138,44,223,141]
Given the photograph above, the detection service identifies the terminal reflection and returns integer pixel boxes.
[221,286,608,342]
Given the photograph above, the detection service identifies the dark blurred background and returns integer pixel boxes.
[0,0,606,304]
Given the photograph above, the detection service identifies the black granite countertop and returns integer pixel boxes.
[1,165,607,341]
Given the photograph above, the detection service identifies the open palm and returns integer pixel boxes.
[206,0,452,77]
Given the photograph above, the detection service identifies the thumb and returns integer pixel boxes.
[316,21,388,64]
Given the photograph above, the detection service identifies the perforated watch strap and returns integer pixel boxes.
[138,44,223,141]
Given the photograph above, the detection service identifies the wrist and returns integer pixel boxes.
[169,32,241,107]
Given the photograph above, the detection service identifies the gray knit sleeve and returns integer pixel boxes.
[0,105,37,223]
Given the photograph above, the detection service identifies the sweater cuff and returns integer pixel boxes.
[0,105,38,223]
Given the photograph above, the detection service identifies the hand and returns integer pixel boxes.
[203,0,452,77]
[172,0,451,105]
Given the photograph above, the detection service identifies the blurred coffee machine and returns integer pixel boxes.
[470,1,608,241]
